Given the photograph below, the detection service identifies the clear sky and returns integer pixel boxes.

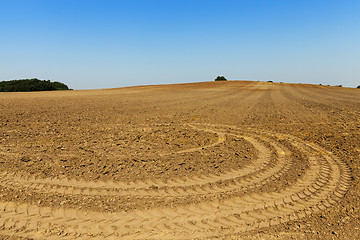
[1,0,359,89]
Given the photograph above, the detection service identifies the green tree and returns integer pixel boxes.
[215,76,227,81]
[0,78,71,92]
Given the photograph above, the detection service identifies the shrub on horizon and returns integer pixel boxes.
[357,85,360,88]
[215,76,227,81]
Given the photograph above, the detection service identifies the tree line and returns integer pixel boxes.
[0,78,71,92]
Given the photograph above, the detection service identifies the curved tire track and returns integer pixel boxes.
[0,124,351,239]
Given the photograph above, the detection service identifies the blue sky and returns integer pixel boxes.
[1,0,359,89]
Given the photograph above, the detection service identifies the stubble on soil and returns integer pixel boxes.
[0,81,359,239]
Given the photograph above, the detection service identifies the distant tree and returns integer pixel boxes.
[0,78,71,92]
[215,76,227,81]
[357,85,360,88]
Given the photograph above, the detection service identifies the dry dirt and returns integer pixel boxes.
[0,81,359,239]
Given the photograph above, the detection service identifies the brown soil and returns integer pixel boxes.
[0,81,359,239]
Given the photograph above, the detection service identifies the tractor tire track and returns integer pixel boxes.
[0,124,351,239]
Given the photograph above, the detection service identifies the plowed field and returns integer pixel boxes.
[0,81,359,239]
